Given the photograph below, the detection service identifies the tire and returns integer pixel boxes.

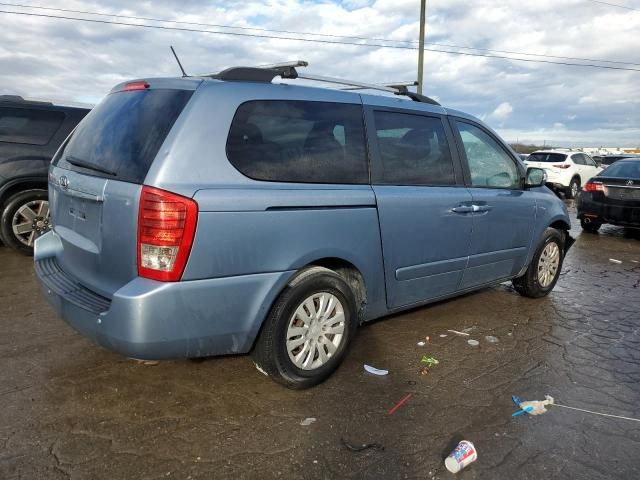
[580,219,601,233]
[0,189,50,255]
[513,228,565,298]
[566,177,580,199]
[252,266,358,389]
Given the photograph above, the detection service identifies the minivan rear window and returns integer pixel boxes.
[57,89,193,184]
[226,100,368,184]
[528,153,567,163]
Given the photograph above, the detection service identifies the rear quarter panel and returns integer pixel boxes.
[186,186,387,321]
[520,186,572,273]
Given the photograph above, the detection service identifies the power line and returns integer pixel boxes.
[2,9,640,72]
[2,1,640,67]
[584,0,640,11]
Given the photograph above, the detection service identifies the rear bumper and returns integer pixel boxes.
[34,232,294,360]
[577,194,640,228]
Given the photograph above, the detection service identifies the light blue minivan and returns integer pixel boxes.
[35,63,572,388]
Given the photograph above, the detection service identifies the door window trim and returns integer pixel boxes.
[364,105,465,187]
[448,116,525,190]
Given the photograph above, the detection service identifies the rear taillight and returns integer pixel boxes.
[583,182,605,193]
[552,164,571,169]
[137,186,198,282]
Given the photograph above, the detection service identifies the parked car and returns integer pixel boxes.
[0,95,89,253]
[34,65,573,388]
[577,158,640,232]
[592,154,636,169]
[518,153,529,161]
[525,150,602,199]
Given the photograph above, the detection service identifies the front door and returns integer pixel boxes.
[451,119,536,289]
[367,108,473,309]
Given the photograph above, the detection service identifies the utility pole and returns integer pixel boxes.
[417,0,426,94]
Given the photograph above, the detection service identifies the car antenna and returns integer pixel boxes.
[170,46,188,77]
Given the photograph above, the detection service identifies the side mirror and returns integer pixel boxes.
[525,167,546,188]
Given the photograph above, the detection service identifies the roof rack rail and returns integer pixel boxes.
[204,61,440,106]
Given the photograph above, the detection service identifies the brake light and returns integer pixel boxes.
[137,186,198,282]
[121,81,149,92]
[583,182,605,193]
[552,164,571,169]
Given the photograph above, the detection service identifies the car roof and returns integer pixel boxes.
[0,94,91,111]
[530,150,572,155]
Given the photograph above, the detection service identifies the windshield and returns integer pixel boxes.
[56,88,193,183]
[528,152,567,163]
[601,160,640,178]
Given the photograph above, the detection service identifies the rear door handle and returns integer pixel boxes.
[452,206,474,214]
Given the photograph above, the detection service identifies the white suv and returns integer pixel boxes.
[525,150,602,199]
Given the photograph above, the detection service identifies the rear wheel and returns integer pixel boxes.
[0,189,50,255]
[580,218,601,233]
[566,177,580,199]
[252,267,358,389]
[513,228,565,298]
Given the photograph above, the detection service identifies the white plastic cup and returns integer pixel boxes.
[444,440,478,473]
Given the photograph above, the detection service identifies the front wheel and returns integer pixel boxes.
[513,228,565,298]
[0,189,50,255]
[252,267,358,389]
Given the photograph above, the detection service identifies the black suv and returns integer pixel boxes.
[0,95,89,254]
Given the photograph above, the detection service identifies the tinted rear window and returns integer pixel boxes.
[57,89,193,183]
[528,152,567,163]
[226,100,368,184]
[602,161,640,178]
[0,106,65,145]
[602,156,628,165]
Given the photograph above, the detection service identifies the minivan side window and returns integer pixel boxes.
[0,107,65,145]
[455,121,520,189]
[372,111,455,185]
[226,100,368,184]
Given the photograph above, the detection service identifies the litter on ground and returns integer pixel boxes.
[485,335,499,343]
[447,329,470,336]
[421,355,439,367]
[609,258,622,264]
[387,393,412,414]
[300,417,316,426]
[341,438,384,452]
[440,334,448,338]
[417,341,426,347]
[364,364,389,376]
[467,339,480,347]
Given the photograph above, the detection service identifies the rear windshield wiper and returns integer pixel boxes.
[66,155,117,177]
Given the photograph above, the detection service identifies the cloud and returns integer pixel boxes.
[0,0,638,145]
[490,102,513,121]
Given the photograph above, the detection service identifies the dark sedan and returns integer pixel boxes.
[577,158,640,232]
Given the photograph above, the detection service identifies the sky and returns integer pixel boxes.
[1,0,639,147]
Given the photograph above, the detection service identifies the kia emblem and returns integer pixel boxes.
[60,175,69,190]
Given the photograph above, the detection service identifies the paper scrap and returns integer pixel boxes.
[364,364,389,376]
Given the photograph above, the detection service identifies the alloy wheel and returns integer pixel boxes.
[11,200,50,247]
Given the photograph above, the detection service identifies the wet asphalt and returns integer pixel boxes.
[1,201,639,480]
